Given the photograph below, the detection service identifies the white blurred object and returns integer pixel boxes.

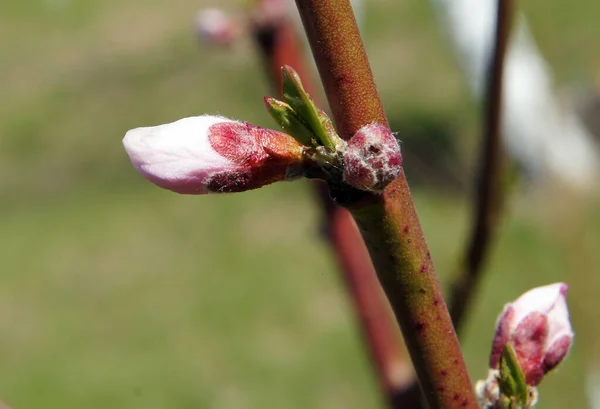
[431,0,600,191]
[350,0,364,28]
[587,369,600,409]
[194,8,241,46]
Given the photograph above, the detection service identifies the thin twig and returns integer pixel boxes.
[251,14,414,404]
[293,0,477,408]
[448,0,513,334]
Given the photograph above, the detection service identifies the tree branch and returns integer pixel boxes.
[250,12,414,404]
[293,1,477,407]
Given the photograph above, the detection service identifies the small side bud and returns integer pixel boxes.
[342,123,402,192]
[123,115,304,194]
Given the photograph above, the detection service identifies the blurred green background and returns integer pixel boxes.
[1,0,599,408]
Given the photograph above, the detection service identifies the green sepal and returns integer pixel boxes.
[281,65,340,149]
[317,109,341,149]
[498,343,528,407]
[264,97,315,146]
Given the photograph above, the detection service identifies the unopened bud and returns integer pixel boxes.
[489,283,574,386]
[342,123,402,192]
[194,8,241,46]
[123,115,304,194]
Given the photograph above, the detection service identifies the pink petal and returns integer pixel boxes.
[542,334,573,374]
[490,305,514,368]
[512,311,548,386]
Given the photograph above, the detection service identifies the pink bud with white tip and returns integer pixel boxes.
[194,8,242,46]
[489,282,574,386]
[123,115,304,194]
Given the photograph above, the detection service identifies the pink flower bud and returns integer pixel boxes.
[194,8,241,46]
[489,283,573,386]
[342,123,402,192]
[123,115,304,194]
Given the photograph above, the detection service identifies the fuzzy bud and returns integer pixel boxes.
[489,283,574,386]
[342,123,402,192]
[123,115,304,194]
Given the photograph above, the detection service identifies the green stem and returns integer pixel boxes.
[349,180,477,409]
[293,0,477,408]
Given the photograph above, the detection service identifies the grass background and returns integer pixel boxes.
[1,0,599,408]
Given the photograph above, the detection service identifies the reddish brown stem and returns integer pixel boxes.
[386,0,514,404]
[250,13,413,403]
[290,1,386,140]
[323,187,414,395]
[448,0,513,334]
[293,0,477,408]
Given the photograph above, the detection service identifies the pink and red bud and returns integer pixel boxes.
[123,115,304,194]
[342,123,402,192]
[194,8,242,46]
[489,283,573,386]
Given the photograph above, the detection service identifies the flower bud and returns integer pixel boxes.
[489,283,574,386]
[194,8,241,46]
[123,115,304,194]
[342,123,402,192]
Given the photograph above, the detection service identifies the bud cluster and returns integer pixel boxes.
[123,66,403,195]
